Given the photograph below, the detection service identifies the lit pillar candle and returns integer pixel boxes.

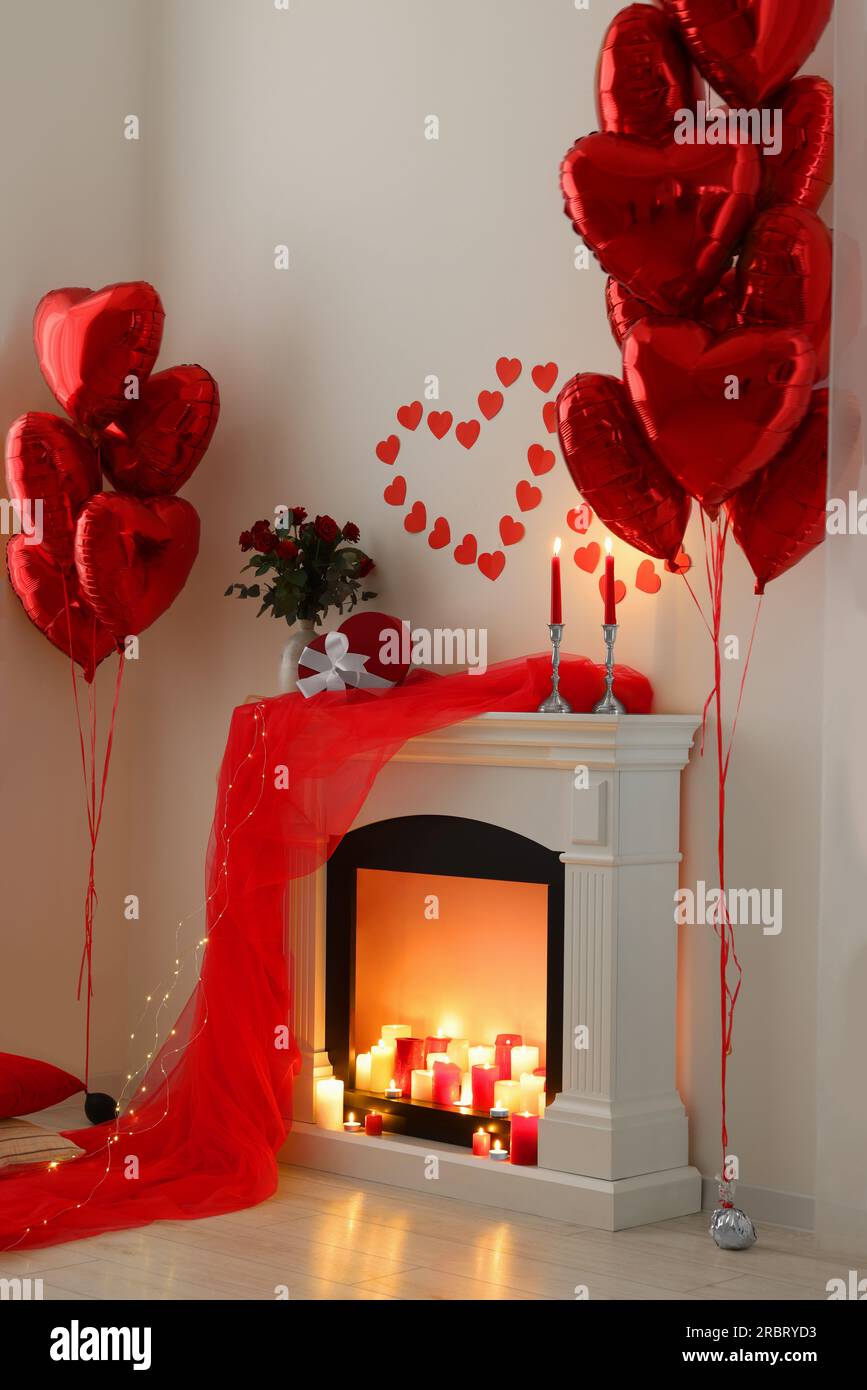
[432,1061,461,1106]
[519,1071,545,1114]
[381,1024,411,1045]
[495,1033,522,1081]
[494,1079,523,1114]
[355,1052,371,1090]
[510,1045,540,1080]
[315,1077,344,1131]
[410,1068,433,1102]
[537,1091,546,1117]
[394,1037,424,1096]
[472,1063,498,1112]
[510,1111,539,1166]
[459,1073,473,1106]
[369,1041,395,1092]
[425,1051,450,1069]
[424,1034,451,1064]
[468,1045,495,1069]
[551,537,562,624]
[446,1037,469,1072]
[472,1129,491,1158]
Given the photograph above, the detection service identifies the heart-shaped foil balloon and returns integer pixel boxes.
[561,134,760,315]
[761,76,834,213]
[6,536,116,681]
[101,365,220,497]
[5,413,101,567]
[736,203,832,379]
[623,318,816,515]
[33,282,164,433]
[596,3,699,142]
[557,373,691,562]
[74,494,200,638]
[654,0,835,108]
[728,388,828,593]
[605,271,740,348]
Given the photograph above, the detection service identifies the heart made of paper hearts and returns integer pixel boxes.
[6,537,115,681]
[597,1,699,142]
[761,76,834,213]
[561,134,760,315]
[33,282,165,432]
[623,319,816,515]
[101,365,220,497]
[74,494,200,638]
[736,203,832,380]
[5,412,101,567]
[655,0,834,108]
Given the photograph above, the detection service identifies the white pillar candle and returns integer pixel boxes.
[426,1051,450,1068]
[446,1038,470,1071]
[468,1045,496,1069]
[355,1052,371,1090]
[369,1041,395,1092]
[538,1090,546,1117]
[315,1077,344,1131]
[494,1079,523,1114]
[381,1025,411,1045]
[458,1073,473,1106]
[410,1068,434,1101]
[510,1045,540,1080]
[519,1071,545,1114]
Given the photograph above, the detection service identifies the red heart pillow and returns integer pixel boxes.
[0,1051,84,1118]
[101,365,220,496]
[298,611,411,696]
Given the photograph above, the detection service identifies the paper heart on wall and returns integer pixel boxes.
[5,413,101,567]
[6,537,115,681]
[597,1,699,142]
[101,365,220,496]
[561,134,760,315]
[33,282,165,432]
[736,203,832,379]
[623,319,816,515]
[74,493,200,638]
[761,76,834,213]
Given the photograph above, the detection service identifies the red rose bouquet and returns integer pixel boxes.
[226,508,376,625]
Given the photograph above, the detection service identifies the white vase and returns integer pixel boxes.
[279,619,317,694]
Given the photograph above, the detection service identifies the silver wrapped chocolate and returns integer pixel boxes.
[709,1180,757,1250]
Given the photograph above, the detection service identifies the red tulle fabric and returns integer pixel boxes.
[0,654,650,1252]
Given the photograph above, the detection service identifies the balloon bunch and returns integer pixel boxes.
[6,281,219,678]
[557,0,833,594]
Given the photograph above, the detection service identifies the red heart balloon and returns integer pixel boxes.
[605,271,739,348]
[5,413,101,567]
[6,537,115,681]
[74,494,200,638]
[761,76,834,213]
[728,389,828,593]
[736,204,832,379]
[623,318,815,515]
[655,0,834,108]
[561,134,760,315]
[597,2,700,142]
[557,374,691,562]
[100,365,220,497]
[33,282,164,433]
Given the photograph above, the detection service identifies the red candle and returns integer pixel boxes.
[510,1111,539,1166]
[472,1129,491,1158]
[432,1060,461,1106]
[550,538,562,624]
[424,1034,451,1064]
[603,539,616,625]
[495,1033,522,1082]
[471,1063,498,1111]
[394,1037,424,1096]
[364,1111,383,1136]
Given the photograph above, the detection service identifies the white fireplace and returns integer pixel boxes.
[279,711,702,1230]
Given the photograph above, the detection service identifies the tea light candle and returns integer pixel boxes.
[432,1060,461,1106]
[384,1080,402,1100]
[472,1129,491,1158]
[495,1079,523,1114]
[510,1111,539,1166]
[315,1077,344,1131]
[510,1045,540,1080]
[355,1052,372,1090]
[410,1068,433,1101]
[394,1037,424,1095]
[446,1037,470,1072]
[490,1139,509,1161]
[343,1112,362,1133]
[472,1063,498,1111]
[495,1033,522,1080]
[468,1045,496,1069]
[519,1071,545,1114]
[424,1034,451,1064]
[364,1111,383,1136]
[369,1041,395,1092]
[489,1103,509,1119]
[381,1024,411,1045]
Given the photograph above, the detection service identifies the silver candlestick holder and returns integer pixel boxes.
[593,622,626,714]
[537,623,573,713]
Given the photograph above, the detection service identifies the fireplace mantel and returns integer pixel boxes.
[280,711,703,1229]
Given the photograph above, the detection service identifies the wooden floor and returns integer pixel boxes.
[0,1164,849,1300]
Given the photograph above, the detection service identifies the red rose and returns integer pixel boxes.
[292,507,307,524]
[358,557,375,578]
[314,514,339,543]
[239,530,254,551]
[251,519,277,552]
[342,521,360,543]
[277,539,298,560]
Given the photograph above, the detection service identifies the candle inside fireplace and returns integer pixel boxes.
[381,1024,412,1045]
[432,1060,462,1106]
[315,1078,344,1132]
[472,1129,491,1158]
[551,537,562,625]
[510,1111,540,1165]
[494,1079,523,1114]
[343,1112,362,1133]
[364,1111,383,1136]
[369,1041,395,1093]
[495,1033,522,1081]
[355,1052,372,1090]
[468,1045,496,1069]
[510,1045,540,1080]
[519,1071,545,1114]
[424,1033,452,1064]
[394,1036,424,1095]
[446,1037,469,1072]
[471,1063,498,1111]
[603,536,616,625]
[490,1140,509,1161]
[410,1068,434,1102]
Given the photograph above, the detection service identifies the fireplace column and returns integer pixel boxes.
[285,852,334,1124]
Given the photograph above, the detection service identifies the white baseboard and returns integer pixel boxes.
[701,1176,815,1231]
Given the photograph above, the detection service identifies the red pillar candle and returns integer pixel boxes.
[510,1111,539,1166]
[394,1037,424,1096]
[364,1112,383,1136]
[424,1034,451,1064]
[472,1129,491,1158]
[495,1033,522,1082]
[471,1063,498,1111]
[550,538,562,625]
[431,1060,461,1106]
[603,538,616,625]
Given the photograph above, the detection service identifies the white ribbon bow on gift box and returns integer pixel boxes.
[297,630,395,698]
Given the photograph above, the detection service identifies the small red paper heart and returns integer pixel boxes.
[384,475,407,506]
[478,550,505,582]
[635,558,662,594]
[376,435,400,466]
[427,410,453,440]
[454,533,478,565]
[404,500,427,534]
[499,515,525,546]
[665,549,692,575]
[516,480,542,513]
[599,573,626,607]
[574,542,601,573]
[428,516,451,549]
[567,504,593,534]
[478,390,504,421]
[496,357,522,387]
[397,401,423,431]
[456,419,481,450]
[102,365,220,497]
[542,401,558,434]
[527,443,555,476]
[532,362,558,394]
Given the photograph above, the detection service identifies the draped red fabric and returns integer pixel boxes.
[0,654,650,1252]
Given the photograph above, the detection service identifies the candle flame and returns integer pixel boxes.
[494,1140,502,1151]
[553,536,561,557]
[389,1079,396,1089]
[348,1113,355,1123]
[605,536,613,555]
